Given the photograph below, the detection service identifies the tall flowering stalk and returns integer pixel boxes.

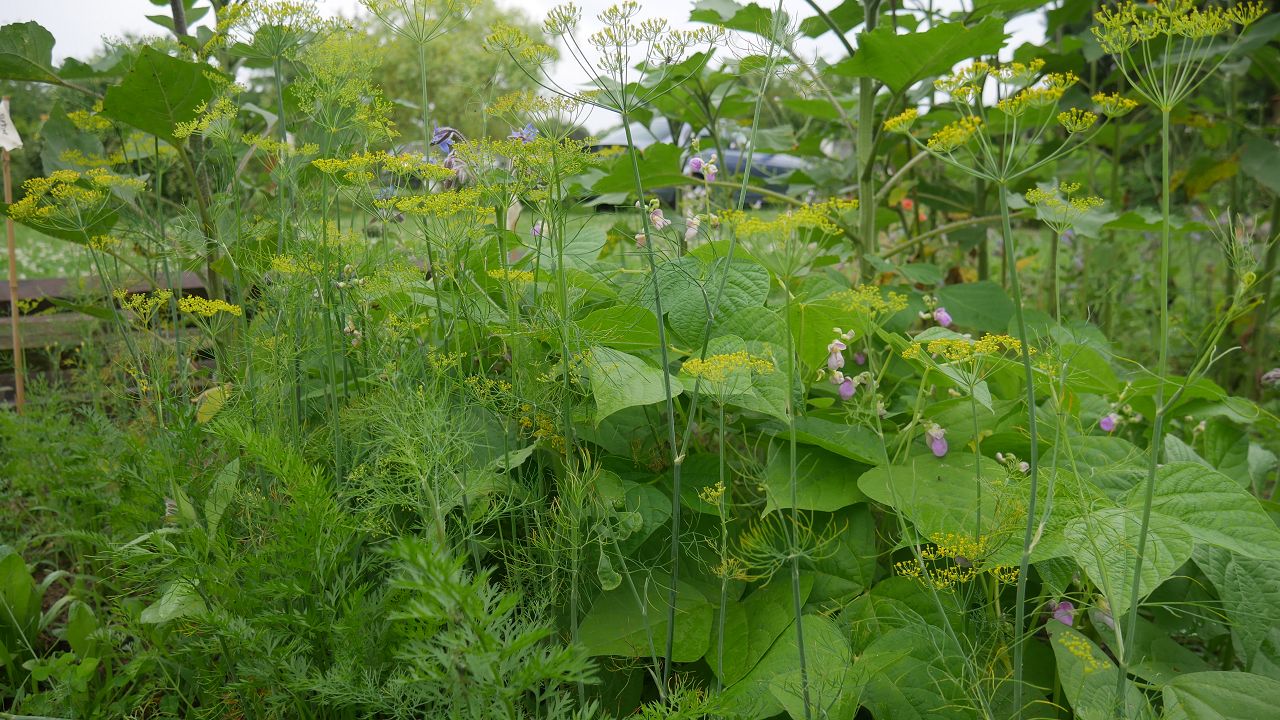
[884,59,1125,714]
[1091,1,1267,703]
[488,3,719,692]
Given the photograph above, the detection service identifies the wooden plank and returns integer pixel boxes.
[0,313,102,351]
[0,272,207,309]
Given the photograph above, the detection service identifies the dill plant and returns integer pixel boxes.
[884,57,1136,713]
[1090,3,1268,704]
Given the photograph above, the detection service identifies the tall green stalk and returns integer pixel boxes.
[1003,185,1040,719]
[621,117,682,693]
[1114,108,1172,705]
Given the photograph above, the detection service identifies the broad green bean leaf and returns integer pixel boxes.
[789,299,851,372]
[100,47,223,145]
[763,416,881,464]
[856,623,975,720]
[719,614,851,720]
[937,280,1015,332]
[763,444,866,513]
[586,346,683,426]
[139,580,206,624]
[1194,546,1280,664]
[1116,615,1210,685]
[1128,462,1280,559]
[0,21,62,84]
[708,575,812,685]
[578,578,711,662]
[1066,507,1192,617]
[39,103,106,174]
[1200,419,1251,487]
[832,18,1008,92]
[798,0,864,38]
[1048,624,1153,720]
[1070,435,1146,499]
[857,454,999,544]
[576,305,660,352]
[1163,433,1208,466]
[807,505,877,603]
[845,576,964,653]
[1056,343,1119,395]
[665,259,770,346]
[690,1,782,38]
[1162,672,1280,720]
[588,143,689,196]
[714,305,786,345]
[1240,135,1280,196]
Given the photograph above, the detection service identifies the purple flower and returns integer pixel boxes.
[933,306,953,328]
[1052,601,1075,627]
[925,424,948,457]
[839,377,856,401]
[826,339,846,372]
[509,122,538,144]
[1099,413,1118,433]
[688,156,704,174]
[532,220,544,240]
[1263,368,1280,387]
[431,124,463,155]
[853,351,866,366]
[649,207,671,230]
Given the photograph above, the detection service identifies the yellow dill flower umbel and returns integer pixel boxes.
[682,351,775,383]
[178,296,244,318]
[882,108,919,134]
[927,116,983,153]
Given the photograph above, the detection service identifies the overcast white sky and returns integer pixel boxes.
[2,1,1045,130]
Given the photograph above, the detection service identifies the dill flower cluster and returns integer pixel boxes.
[682,351,775,383]
[901,333,1025,362]
[114,289,173,323]
[721,198,857,237]
[7,169,145,224]
[829,285,908,318]
[487,268,535,284]
[313,151,453,186]
[926,116,983,153]
[174,95,241,141]
[384,187,488,220]
[882,108,918,134]
[1025,182,1105,234]
[893,531,1019,591]
[1093,1,1266,55]
[1091,92,1138,118]
[67,101,113,133]
[178,296,244,318]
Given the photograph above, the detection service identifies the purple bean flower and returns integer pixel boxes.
[839,377,856,401]
[925,423,948,457]
[826,339,846,372]
[1099,413,1118,433]
[649,207,671,230]
[509,122,538,144]
[532,220,544,239]
[688,156,704,174]
[933,306,953,328]
[1052,601,1075,627]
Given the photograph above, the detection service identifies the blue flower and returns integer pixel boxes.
[509,123,538,144]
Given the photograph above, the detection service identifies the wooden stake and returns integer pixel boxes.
[3,95,24,413]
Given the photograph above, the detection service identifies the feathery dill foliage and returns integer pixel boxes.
[4,0,1280,718]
